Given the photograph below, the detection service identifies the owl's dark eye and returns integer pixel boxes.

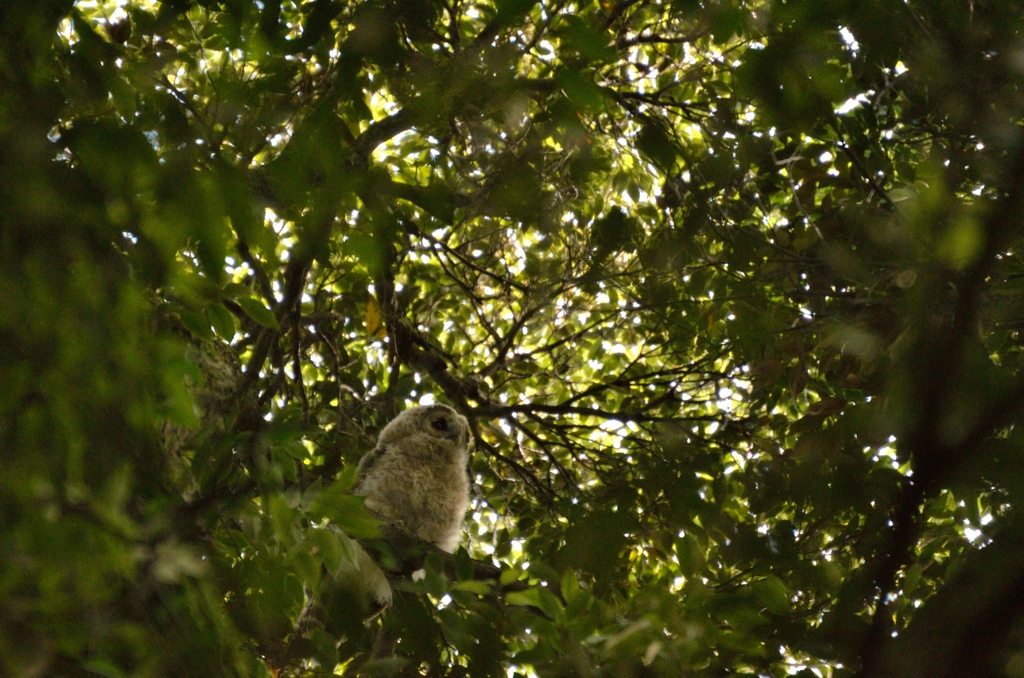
[431,417,449,432]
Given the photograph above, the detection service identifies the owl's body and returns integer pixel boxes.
[160,334,246,457]
[307,405,472,620]
[354,404,471,553]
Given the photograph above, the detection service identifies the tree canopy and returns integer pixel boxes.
[5,0,1024,675]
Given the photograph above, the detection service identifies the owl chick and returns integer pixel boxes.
[304,405,472,626]
[354,404,472,553]
[156,300,247,459]
[322,405,470,616]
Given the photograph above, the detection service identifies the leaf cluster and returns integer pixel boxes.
[7,0,1024,676]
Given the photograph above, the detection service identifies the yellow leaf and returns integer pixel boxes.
[364,295,387,339]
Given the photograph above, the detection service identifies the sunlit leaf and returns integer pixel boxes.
[363,295,387,339]
[236,296,280,330]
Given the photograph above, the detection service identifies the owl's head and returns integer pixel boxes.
[378,403,471,450]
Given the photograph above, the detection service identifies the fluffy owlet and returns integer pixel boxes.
[323,404,471,616]
[159,338,245,457]
[354,403,472,553]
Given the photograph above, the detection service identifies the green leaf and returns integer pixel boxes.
[636,121,679,172]
[305,527,343,575]
[506,586,564,619]
[81,658,128,678]
[221,282,251,299]
[236,296,280,330]
[335,462,360,493]
[560,569,581,604]
[494,0,535,24]
[451,579,492,595]
[206,302,237,339]
[178,308,214,341]
[308,483,382,539]
[454,546,474,581]
[558,16,616,63]
[674,534,706,576]
[752,575,791,615]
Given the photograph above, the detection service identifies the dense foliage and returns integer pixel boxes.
[5,0,1024,675]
